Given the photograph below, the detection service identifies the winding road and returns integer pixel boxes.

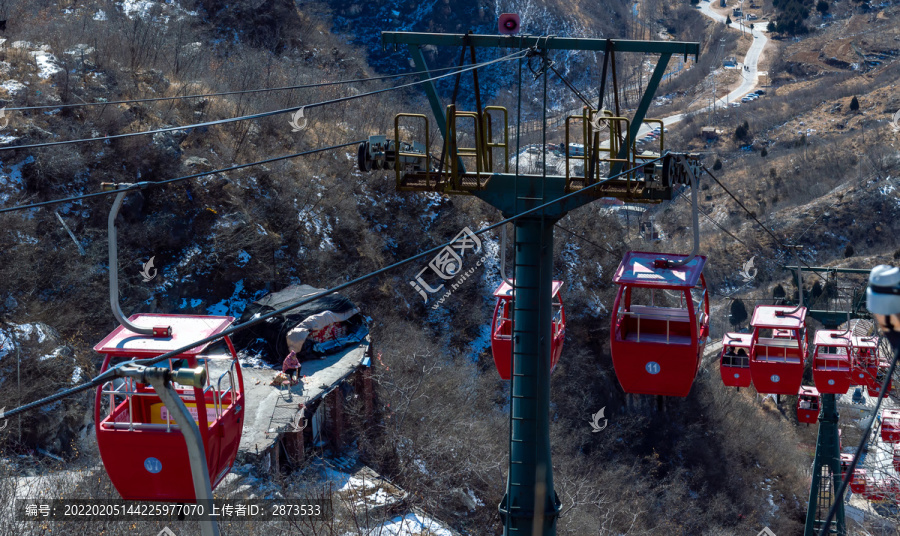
[698,1,769,107]
[632,1,770,134]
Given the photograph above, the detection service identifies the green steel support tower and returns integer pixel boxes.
[379,31,699,536]
[805,394,845,536]
[793,266,872,536]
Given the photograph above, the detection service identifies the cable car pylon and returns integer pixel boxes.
[799,264,877,536]
[376,29,700,536]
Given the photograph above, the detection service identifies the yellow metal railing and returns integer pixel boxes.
[394,113,433,189]
[483,106,509,173]
[392,105,509,193]
[636,119,665,160]
[564,108,636,193]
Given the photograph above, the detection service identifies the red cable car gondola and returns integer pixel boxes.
[610,251,709,397]
[94,314,245,502]
[796,385,820,424]
[863,477,900,503]
[882,409,900,443]
[851,335,879,388]
[868,360,893,397]
[850,468,868,494]
[812,330,852,394]
[841,453,854,480]
[719,333,752,388]
[490,280,565,380]
[748,305,808,395]
[893,445,900,474]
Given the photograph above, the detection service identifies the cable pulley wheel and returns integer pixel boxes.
[357,142,372,172]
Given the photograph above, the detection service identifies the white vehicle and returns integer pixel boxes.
[566,143,585,157]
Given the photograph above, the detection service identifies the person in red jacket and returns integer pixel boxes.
[283,350,301,385]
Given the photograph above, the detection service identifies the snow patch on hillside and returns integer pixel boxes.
[31,51,61,79]
[366,513,455,536]
[206,279,266,317]
[0,156,34,205]
[1,79,26,95]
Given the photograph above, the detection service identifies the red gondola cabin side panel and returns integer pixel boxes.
[796,386,820,424]
[850,468,868,494]
[851,335,879,387]
[867,361,893,397]
[812,330,852,395]
[883,410,900,444]
[94,314,244,503]
[720,333,752,388]
[748,306,807,395]
[490,281,565,380]
[609,252,709,397]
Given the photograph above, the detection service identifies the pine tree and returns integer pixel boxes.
[850,96,860,111]
[773,284,787,302]
[811,281,823,303]
[730,299,749,328]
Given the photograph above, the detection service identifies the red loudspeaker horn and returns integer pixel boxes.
[499,13,520,35]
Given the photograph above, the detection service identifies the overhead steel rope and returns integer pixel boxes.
[0,154,666,420]
[548,64,595,110]
[1,63,498,112]
[679,190,751,249]
[702,164,788,249]
[702,164,830,286]
[0,140,363,215]
[0,50,527,153]
[554,223,615,254]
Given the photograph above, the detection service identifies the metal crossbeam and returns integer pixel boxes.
[382,32,700,58]
[782,266,870,329]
